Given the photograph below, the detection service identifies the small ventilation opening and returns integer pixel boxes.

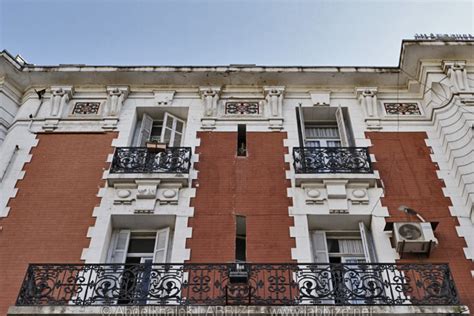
[235,215,246,262]
[237,124,247,156]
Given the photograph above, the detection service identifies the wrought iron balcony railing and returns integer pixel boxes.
[16,263,459,306]
[293,147,372,174]
[110,147,192,174]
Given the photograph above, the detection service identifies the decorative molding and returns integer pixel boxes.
[106,86,129,116]
[442,61,469,92]
[157,183,182,205]
[383,103,422,115]
[356,87,380,129]
[50,86,74,117]
[154,90,175,106]
[309,91,330,106]
[264,86,284,117]
[301,183,326,205]
[199,87,220,117]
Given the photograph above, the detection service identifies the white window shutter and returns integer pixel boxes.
[311,231,329,263]
[110,230,130,264]
[297,106,306,146]
[161,112,185,146]
[154,227,170,263]
[137,113,154,146]
[335,107,349,147]
[359,222,378,263]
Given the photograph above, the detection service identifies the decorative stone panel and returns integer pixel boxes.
[383,103,421,115]
[301,183,326,205]
[157,183,182,205]
[71,102,101,115]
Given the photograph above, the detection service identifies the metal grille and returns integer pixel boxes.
[16,263,459,306]
[110,147,192,174]
[293,147,372,174]
[71,102,101,115]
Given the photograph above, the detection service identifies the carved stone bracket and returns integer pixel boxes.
[49,86,74,117]
[106,86,129,116]
[199,86,221,117]
[356,87,381,129]
[264,86,284,117]
[443,61,469,92]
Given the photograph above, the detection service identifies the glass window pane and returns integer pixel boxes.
[163,128,172,143]
[327,141,341,147]
[305,140,320,147]
[176,120,184,133]
[173,133,182,146]
[127,238,155,254]
[166,117,174,128]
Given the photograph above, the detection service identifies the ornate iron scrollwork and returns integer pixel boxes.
[293,147,372,174]
[72,102,101,115]
[110,147,192,174]
[16,263,459,306]
[225,102,260,115]
[383,103,422,115]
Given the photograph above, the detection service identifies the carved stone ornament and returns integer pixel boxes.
[199,87,220,117]
[264,86,284,117]
[443,61,469,92]
[106,86,129,116]
[50,86,74,117]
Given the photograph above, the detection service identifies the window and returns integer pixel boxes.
[311,222,376,263]
[136,112,185,147]
[304,125,341,147]
[235,216,246,261]
[108,228,172,304]
[297,106,354,147]
[237,124,247,156]
[310,223,378,304]
[108,228,171,264]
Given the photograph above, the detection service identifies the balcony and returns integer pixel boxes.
[107,147,192,186]
[293,147,372,174]
[292,147,376,186]
[14,263,461,309]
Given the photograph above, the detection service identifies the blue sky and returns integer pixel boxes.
[1,0,473,66]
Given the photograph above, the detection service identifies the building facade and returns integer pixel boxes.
[0,40,473,315]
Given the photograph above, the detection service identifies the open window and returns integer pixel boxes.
[310,222,376,264]
[297,106,354,147]
[135,112,185,147]
[107,228,172,304]
[310,222,378,304]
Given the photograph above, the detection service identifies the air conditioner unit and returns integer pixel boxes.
[393,222,437,254]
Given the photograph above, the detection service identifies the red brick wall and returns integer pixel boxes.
[187,132,294,263]
[367,132,474,311]
[0,133,116,315]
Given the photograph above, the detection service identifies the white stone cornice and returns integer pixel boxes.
[105,86,129,116]
[442,60,469,92]
[199,86,221,117]
[49,85,74,117]
[264,86,285,117]
[153,90,175,106]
